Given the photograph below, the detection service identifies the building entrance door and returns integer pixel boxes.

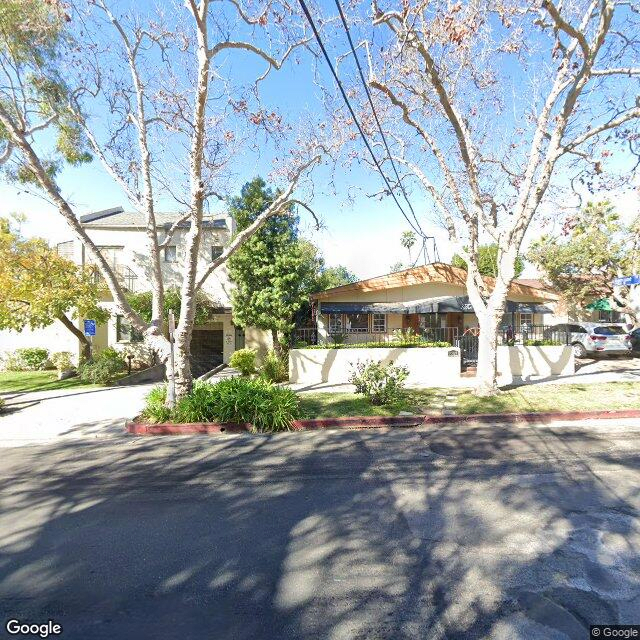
[446,312,464,335]
[402,314,420,333]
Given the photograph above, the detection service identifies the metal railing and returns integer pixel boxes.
[91,264,138,293]
[321,327,459,346]
[499,324,570,345]
[291,327,318,346]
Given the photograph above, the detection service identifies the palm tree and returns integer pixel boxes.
[400,231,417,264]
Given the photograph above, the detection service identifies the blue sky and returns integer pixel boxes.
[1,0,638,280]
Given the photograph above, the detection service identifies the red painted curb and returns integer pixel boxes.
[126,422,252,435]
[126,408,640,436]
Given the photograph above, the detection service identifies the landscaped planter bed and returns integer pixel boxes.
[126,407,640,436]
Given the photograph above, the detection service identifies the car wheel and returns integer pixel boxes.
[572,342,587,359]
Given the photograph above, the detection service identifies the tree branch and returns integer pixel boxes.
[194,154,322,290]
[563,106,640,151]
[542,0,591,61]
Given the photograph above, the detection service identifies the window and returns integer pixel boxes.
[56,240,74,260]
[116,316,144,343]
[594,325,626,336]
[568,324,587,333]
[328,313,343,333]
[164,246,177,262]
[211,245,224,261]
[372,313,386,332]
[345,313,369,333]
[518,312,533,329]
[419,313,440,330]
[87,246,122,268]
[598,310,622,323]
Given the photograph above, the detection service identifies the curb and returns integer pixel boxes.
[126,408,640,436]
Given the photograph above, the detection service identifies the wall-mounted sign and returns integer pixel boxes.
[83,319,96,337]
[613,275,640,286]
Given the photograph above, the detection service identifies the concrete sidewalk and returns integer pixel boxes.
[0,383,154,447]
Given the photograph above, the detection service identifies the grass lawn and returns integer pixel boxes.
[299,382,640,418]
[299,389,440,418]
[456,382,640,415]
[0,371,98,394]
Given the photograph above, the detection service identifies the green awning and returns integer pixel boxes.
[586,298,612,311]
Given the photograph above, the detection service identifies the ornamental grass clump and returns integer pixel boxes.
[349,359,409,405]
[141,377,301,432]
[260,349,288,382]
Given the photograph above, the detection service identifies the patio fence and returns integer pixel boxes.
[291,324,570,351]
[291,326,459,347]
[499,324,570,346]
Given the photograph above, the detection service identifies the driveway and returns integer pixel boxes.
[0,420,638,639]
[0,384,153,446]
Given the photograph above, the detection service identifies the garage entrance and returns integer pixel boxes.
[190,329,223,377]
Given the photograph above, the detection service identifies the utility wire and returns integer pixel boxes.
[296,0,424,239]
[332,0,426,241]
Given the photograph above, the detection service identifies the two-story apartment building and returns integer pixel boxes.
[1,207,271,374]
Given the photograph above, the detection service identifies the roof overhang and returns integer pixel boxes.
[319,298,554,315]
[311,263,559,302]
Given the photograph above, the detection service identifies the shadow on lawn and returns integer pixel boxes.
[0,423,638,639]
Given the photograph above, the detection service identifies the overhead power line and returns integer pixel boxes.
[332,0,426,240]
[296,0,426,240]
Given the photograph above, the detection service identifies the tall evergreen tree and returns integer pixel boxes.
[228,178,316,354]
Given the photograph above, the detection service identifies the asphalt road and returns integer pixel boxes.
[0,422,639,639]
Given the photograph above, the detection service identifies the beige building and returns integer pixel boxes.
[309,263,560,347]
[0,207,271,373]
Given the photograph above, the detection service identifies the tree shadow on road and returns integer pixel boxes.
[0,424,638,639]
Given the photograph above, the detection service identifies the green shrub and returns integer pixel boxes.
[229,348,257,376]
[97,347,127,367]
[304,341,450,349]
[524,339,563,347]
[212,377,299,432]
[391,328,419,343]
[6,348,51,371]
[173,381,221,423]
[79,347,126,384]
[260,349,288,383]
[141,386,173,423]
[349,359,409,405]
[141,377,300,432]
[50,351,74,371]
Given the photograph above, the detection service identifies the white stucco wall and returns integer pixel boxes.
[290,345,575,388]
[76,225,233,306]
[0,320,82,367]
[289,347,462,387]
[244,327,274,360]
[496,345,574,385]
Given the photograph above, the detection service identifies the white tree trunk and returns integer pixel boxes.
[475,310,501,396]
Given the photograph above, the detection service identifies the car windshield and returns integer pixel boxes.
[593,326,627,336]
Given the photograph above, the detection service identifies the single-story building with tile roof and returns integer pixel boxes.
[307,263,560,347]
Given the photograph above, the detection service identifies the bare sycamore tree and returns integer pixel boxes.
[0,0,327,399]
[339,0,639,394]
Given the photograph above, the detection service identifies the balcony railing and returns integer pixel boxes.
[90,264,138,293]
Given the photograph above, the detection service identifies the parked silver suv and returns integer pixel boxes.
[544,322,632,358]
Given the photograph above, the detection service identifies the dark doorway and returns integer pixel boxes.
[446,312,464,335]
[190,329,223,377]
[402,314,420,333]
[235,327,245,351]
